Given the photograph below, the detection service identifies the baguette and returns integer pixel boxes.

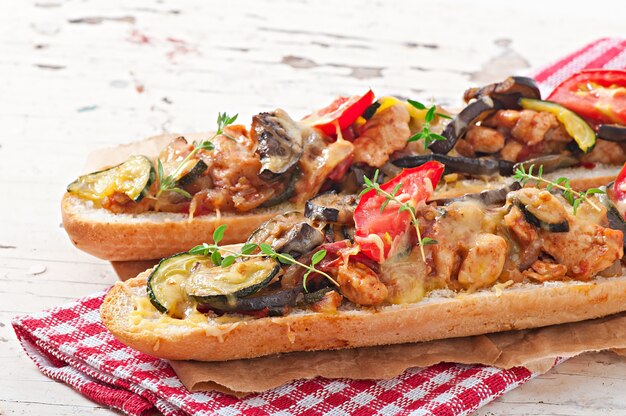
[62,193,297,261]
[101,271,626,361]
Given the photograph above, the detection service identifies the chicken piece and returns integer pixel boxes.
[544,124,573,143]
[541,219,623,280]
[337,262,388,306]
[353,104,411,167]
[380,247,432,304]
[579,139,626,165]
[504,205,539,246]
[510,110,558,146]
[523,260,567,282]
[499,140,524,162]
[483,110,521,129]
[457,233,507,290]
[464,125,505,154]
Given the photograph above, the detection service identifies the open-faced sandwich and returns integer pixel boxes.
[64,70,626,261]
[101,157,626,361]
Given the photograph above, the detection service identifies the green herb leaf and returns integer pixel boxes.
[213,224,227,244]
[168,187,192,199]
[311,250,327,265]
[585,188,605,195]
[277,253,296,265]
[407,99,427,110]
[420,237,438,246]
[240,243,258,255]
[188,243,209,256]
[436,112,452,120]
[259,243,274,256]
[425,106,436,123]
[221,255,237,267]
[211,250,222,266]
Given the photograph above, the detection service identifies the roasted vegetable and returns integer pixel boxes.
[67,155,155,202]
[430,96,503,154]
[597,124,626,142]
[305,193,357,224]
[259,168,300,208]
[434,182,521,206]
[598,190,626,251]
[187,257,280,303]
[392,153,500,176]
[513,154,579,175]
[252,110,304,180]
[464,76,541,108]
[198,285,301,312]
[519,98,596,153]
[247,212,325,258]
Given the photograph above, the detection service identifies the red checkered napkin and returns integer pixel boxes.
[13,290,538,416]
[13,38,626,415]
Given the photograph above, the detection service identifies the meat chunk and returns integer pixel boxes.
[353,104,411,167]
[464,125,505,154]
[483,110,521,129]
[337,262,388,306]
[579,139,626,165]
[510,110,558,146]
[523,260,567,282]
[457,233,507,290]
[541,219,623,280]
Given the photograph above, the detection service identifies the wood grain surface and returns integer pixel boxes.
[2,0,626,414]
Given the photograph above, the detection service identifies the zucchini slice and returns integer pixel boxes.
[147,252,206,315]
[187,257,280,303]
[148,253,280,315]
[519,98,596,153]
[67,155,155,202]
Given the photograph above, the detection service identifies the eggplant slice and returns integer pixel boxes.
[252,109,304,180]
[305,192,358,224]
[512,154,579,175]
[597,124,626,142]
[393,153,500,176]
[430,96,503,154]
[198,285,302,312]
[463,76,541,108]
[511,191,570,233]
[247,211,325,258]
[597,190,626,251]
[434,182,521,206]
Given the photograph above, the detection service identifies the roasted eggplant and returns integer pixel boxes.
[513,154,579,175]
[259,168,300,208]
[252,110,304,180]
[430,96,503,154]
[247,211,325,258]
[67,155,155,202]
[434,182,521,206]
[198,285,301,312]
[392,153,500,176]
[305,192,358,224]
[597,124,626,142]
[463,76,541,108]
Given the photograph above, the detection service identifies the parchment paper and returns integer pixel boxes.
[167,312,626,396]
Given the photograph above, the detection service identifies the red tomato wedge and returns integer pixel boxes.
[354,161,444,263]
[547,70,626,125]
[613,162,626,203]
[302,90,375,136]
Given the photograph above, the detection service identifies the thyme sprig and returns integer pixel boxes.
[513,164,604,214]
[407,99,452,148]
[188,224,337,292]
[156,112,238,198]
[360,170,436,262]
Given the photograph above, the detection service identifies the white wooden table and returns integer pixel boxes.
[2,0,626,414]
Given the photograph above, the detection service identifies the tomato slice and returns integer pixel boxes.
[547,70,626,125]
[354,161,444,263]
[302,90,375,136]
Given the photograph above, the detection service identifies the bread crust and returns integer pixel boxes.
[101,273,626,361]
[62,193,295,261]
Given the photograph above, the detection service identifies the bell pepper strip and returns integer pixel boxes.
[547,70,626,125]
[354,161,445,263]
[301,90,375,137]
[519,98,596,153]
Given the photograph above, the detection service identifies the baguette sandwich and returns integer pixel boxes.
[101,160,626,361]
[64,74,626,261]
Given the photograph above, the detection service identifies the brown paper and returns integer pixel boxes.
[169,312,626,396]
